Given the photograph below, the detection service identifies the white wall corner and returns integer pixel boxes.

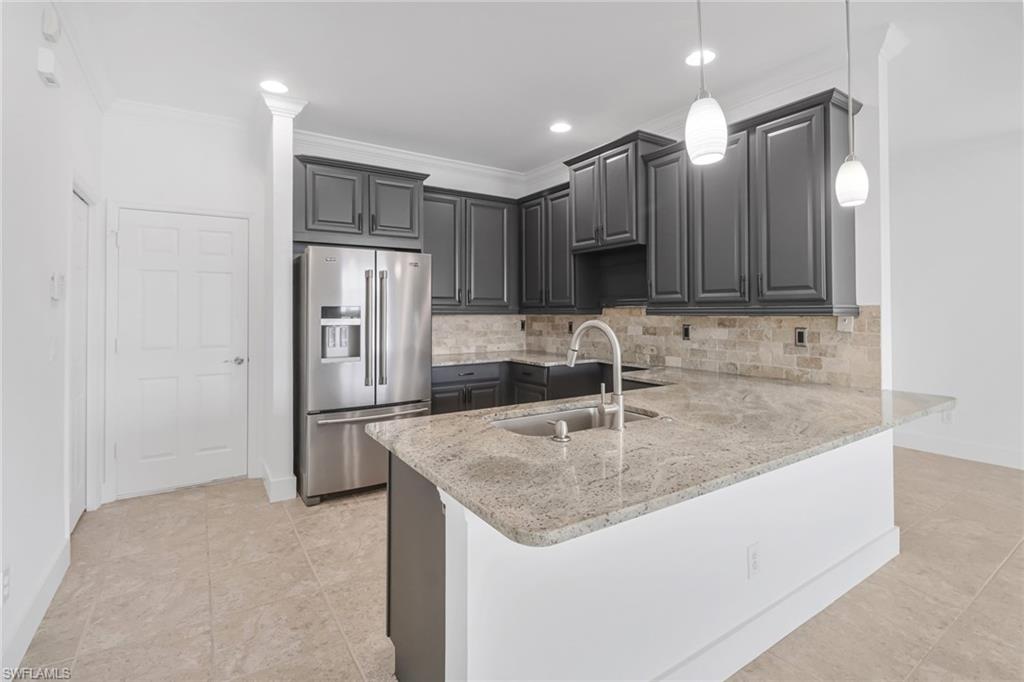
[2,540,70,670]
[262,461,298,503]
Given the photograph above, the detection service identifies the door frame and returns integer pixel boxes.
[103,200,253,503]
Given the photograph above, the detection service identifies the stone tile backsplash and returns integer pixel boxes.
[432,314,527,355]
[433,306,881,389]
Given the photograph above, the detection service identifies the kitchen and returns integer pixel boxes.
[3,2,1022,681]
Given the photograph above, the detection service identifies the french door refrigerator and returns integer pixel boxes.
[295,245,431,505]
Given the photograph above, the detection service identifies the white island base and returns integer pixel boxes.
[438,430,898,681]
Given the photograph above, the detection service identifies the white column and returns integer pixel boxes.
[261,93,306,501]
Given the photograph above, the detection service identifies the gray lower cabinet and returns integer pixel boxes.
[646,149,689,304]
[693,131,750,304]
[423,189,519,314]
[752,106,827,303]
[566,131,675,253]
[294,156,427,249]
[512,382,547,403]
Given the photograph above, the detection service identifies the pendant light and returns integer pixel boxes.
[684,0,727,165]
[835,0,869,207]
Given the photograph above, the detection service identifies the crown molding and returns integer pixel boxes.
[107,99,250,130]
[262,93,307,119]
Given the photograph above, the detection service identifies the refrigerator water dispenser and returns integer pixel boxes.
[320,306,361,361]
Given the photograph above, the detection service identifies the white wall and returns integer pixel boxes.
[1,2,103,667]
[891,133,1024,468]
[101,100,268,497]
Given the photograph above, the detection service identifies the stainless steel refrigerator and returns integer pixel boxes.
[295,245,431,505]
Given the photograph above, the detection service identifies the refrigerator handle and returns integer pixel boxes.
[364,269,374,386]
[378,270,388,385]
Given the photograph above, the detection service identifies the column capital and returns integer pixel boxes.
[262,93,307,119]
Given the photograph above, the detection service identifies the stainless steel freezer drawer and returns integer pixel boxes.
[299,401,430,502]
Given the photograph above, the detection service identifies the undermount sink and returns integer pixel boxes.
[492,406,653,438]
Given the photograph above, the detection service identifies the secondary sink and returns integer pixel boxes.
[492,406,653,438]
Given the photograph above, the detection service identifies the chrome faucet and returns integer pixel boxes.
[566,320,625,431]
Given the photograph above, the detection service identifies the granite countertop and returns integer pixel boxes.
[432,350,628,368]
[367,367,954,547]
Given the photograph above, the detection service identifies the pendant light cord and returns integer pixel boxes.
[845,0,855,156]
[696,0,707,97]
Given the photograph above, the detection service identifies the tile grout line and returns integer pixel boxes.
[288,505,371,682]
[204,495,216,681]
[901,535,1024,682]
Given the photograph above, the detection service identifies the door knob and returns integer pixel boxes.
[224,356,245,365]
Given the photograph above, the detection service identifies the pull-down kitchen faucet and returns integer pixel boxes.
[566,320,625,431]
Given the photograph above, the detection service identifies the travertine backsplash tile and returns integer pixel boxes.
[432,315,526,355]
[433,307,881,389]
[524,306,881,389]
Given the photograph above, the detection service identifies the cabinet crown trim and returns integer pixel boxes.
[563,130,677,167]
[517,182,570,204]
[296,154,430,181]
[424,186,517,204]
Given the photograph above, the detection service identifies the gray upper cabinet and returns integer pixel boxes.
[642,89,860,317]
[752,106,827,303]
[424,188,518,314]
[423,192,462,308]
[294,156,427,250]
[368,174,421,239]
[520,198,545,308]
[466,198,514,309]
[546,189,575,308]
[566,131,675,253]
[646,150,689,304]
[569,158,600,249]
[598,144,637,246]
[693,131,749,304]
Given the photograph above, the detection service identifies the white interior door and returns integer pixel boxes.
[115,208,248,496]
[67,193,89,528]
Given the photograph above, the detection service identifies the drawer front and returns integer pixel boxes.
[510,363,549,386]
[431,363,501,385]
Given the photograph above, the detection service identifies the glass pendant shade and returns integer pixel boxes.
[835,156,869,207]
[685,96,728,165]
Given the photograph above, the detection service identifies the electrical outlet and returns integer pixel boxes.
[520,319,525,332]
[941,410,953,425]
[836,316,855,333]
[2,565,10,603]
[682,323,691,341]
[794,327,808,347]
[747,543,761,579]
[568,321,574,334]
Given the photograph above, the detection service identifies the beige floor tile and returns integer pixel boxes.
[895,488,949,532]
[205,478,269,510]
[99,541,209,600]
[72,630,212,681]
[212,595,361,680]
[47,561,103,614]
[293,511,344,551]
[728,650,821,681]
[111,508,207,559]
[307,531,386,588]
[283,487,385,521]
[210,548,320,617]
[20,607,90,668]
[324,577,393,681]
[208,518,299,569]
[111,486,208,519]
[78,574,211,653]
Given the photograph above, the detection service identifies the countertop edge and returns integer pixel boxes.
[372,394,956,548]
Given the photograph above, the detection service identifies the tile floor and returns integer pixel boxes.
[21,447,1024,681]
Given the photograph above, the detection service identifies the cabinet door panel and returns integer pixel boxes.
[570,159,600,249]
[647,152,688,303]
[546,190,575,308]
[599,144,637,245]
[520,199,545,307]
[430,385,464,414]
[423,193,463,307]
[465,199,512,308]
[693,132,749,303]
[753,106,827,302]
[369,174,420,239]
[306,164,364,235]
[513,381,547,404]
[466,381,501,410]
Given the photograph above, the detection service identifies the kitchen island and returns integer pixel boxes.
[367,368,953,681]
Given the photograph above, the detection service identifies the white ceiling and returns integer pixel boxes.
[61,2,1021,171]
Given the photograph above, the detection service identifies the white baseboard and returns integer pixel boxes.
[657,527,900,681]
[895,428,1023,470]
[261,461,296,503]
[3,540,71,670]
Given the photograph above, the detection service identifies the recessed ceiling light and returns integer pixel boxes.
[259,80,288,94]
[549,121,572,133]
[685,49,716,67]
